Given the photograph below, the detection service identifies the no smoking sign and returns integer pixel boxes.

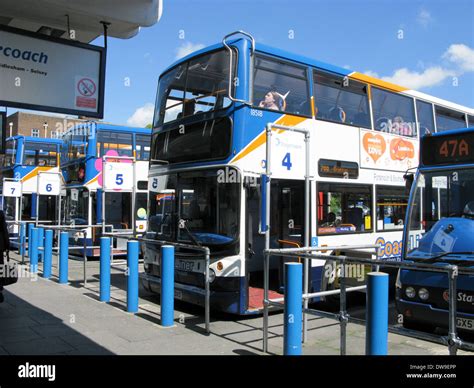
[75,75,98,110]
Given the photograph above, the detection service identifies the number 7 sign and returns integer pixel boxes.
[3,181,22,198]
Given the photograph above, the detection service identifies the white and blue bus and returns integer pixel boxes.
[142,31,474,315]
[61,122,151,256]
[397,128,474,333]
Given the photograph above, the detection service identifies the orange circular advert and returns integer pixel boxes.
[390,138,415,161]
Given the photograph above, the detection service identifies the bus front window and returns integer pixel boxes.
[148,168,240,249]
[406,168,474,258]
[24,142,58,167]
[63,188,89,225]
[154,49,235,127]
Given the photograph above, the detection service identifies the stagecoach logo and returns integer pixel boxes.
[443,290,474,304]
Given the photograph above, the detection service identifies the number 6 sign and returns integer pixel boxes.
[38,173,61,195]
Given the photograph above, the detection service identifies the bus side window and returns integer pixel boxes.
[372,87,416,136]
[317,182,373,235]
[313,70,370,129]
[253,55,311,116]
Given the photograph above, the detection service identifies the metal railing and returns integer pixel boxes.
[103,232,211,335]
[263,245,474,355]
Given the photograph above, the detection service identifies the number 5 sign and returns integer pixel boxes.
[38,173,61,195]
[104,162,133,191]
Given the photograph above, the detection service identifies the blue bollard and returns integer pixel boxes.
[161,245,175,327]
[29,228,39,273]
[19,223,26,256]
[59,232,69,284]
[284,262,303,356]
[99,237,111,302]
[27,223,34,257]
[127,240,139,313]
[42,230,53,279]
[37,227,44,263]
[366,272,389,355]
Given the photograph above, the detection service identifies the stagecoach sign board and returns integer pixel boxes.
[0,25,105,118]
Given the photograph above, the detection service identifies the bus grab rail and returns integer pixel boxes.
[262,245,474,355]
[222,30,255,106]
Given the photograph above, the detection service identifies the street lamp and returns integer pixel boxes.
[43,122,48,138]
[9,122,13,137]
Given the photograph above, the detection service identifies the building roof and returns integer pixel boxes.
[0,0,163,43]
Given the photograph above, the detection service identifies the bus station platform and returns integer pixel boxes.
[0,252,469,356]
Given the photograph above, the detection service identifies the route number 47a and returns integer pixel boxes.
[282,153,292,171]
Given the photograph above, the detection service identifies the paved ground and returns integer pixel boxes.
[0,251,471,355]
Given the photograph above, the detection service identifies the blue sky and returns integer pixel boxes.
[83,0,474,125]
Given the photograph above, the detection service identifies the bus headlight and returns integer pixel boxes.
[405,287,416,298]
[418,288,429,300]
[208,269,216,283]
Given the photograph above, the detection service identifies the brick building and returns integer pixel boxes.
[6,111,87,139]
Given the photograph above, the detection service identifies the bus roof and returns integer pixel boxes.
[64,122,151,136]
[5,135,63,144]
[161,37,473,115]
[426,126,474,138]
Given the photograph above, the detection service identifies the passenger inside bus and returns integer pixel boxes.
[328,106,346,123]
[259,91,285,111]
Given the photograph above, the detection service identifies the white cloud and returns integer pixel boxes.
[381,66,455,89]
[127,103,154,127]
[175,42,205,60]
[363,44,474,90]
[417,8,434,28]
[443,44,474,72]
[364,70,379,78]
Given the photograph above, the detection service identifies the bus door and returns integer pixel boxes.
[37,195,58,222]
[245,178,304,295]
[104,192,132,251]
[104,192,132,230]
[271,180,305,287]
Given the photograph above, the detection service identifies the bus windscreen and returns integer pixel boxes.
[421,132,474,166]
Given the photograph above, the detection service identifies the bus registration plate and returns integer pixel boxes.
[456,318,474,331]
[175,260,195,272]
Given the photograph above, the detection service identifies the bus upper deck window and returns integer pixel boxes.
[372,87,416,137]
[313,70,370,129]
[253,55,310,116]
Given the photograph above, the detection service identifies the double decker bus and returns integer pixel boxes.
[61,122,151,256]
[1,135,62,232]
[142,31,474,314]
[397,128,474,334]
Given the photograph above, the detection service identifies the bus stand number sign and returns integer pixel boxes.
[422,132,474,166]
[38,174,61,196]
[3,181,21,197]
[104,162,133,191]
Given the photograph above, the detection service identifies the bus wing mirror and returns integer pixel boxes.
[404,173,414,194]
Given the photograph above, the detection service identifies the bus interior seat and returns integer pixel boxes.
[346,207,363,230]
